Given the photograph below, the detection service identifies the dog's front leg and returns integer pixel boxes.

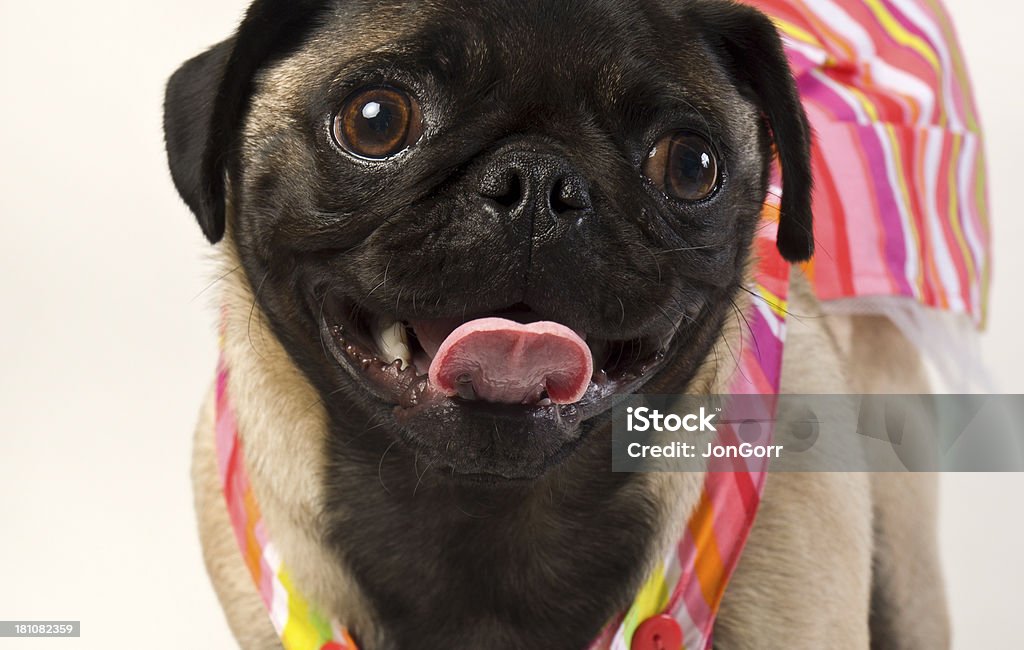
[710,275,873,648]
[712,471,873,649]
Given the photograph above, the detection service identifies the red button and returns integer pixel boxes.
[631,614,683,650]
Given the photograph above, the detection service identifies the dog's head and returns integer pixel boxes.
[165,0,811,481]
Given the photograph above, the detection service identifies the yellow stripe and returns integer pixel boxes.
[880,123,925,297]
[782,5,884,126]
[972,146,991,327]
[280,570,324,649]
[622,565,671,645]
[756,285,788,319]
[846,84,881,122]
[864,0,941,72]
[921,0,991,321]
[770,16,823,50]
[921,0,979,133]
[945,136,976,298]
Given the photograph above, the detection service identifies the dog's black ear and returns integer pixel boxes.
[692,1,814,262]
[164,40,233,243]
[163,0,333,244]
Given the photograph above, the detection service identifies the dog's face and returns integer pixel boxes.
[166,0,811,481]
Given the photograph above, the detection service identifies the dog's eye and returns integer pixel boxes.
[333,87,423,160]
[643,131,719,202]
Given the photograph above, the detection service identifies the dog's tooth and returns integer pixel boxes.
[376,321,411,370]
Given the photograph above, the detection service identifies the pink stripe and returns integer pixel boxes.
[215,366,236,483]
[729,309,783,397]
[795,71,862,124]
[672,529,714,630]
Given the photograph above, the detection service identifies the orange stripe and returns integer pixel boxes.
[243,486,263,581]
[793,0,857,63]
[687,489,726,609]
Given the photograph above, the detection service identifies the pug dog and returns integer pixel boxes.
[164,0,950,648]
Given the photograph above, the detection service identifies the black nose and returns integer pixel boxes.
[479,150,592,218]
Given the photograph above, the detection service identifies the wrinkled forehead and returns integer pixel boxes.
[252,0,740,129]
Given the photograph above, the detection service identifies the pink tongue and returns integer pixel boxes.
[426,318,593,405]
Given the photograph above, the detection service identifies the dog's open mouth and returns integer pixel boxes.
[320,295,674,416]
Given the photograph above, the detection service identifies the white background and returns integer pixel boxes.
[0,1,1021,647]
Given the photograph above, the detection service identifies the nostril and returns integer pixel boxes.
[494,173,522,208]
[550,175,591,214]
[480,169,523,208]
[479,150,591,218]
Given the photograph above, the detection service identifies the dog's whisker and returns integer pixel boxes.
[710,338,722,388]
[394,285,404,317]
[729,296,759,362]
[638,243,663,284]
[318,290,333,367]
[666,295,698,327]
[631,338,644,367]
[676,95,715,145]
[246,270,271,361]
[718,313,751,387]
[364,262,390,300]
[191,264,241,303]
[348,418,392,446]
[382,255,393,296]
[453,503,495,520]
[491,421,502,452]
[377,440,399,495]
[413,458,435,497]
[655,243,720,255]
[735,284,817,322]
[653,303,681,334]
[301,397,325,414]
